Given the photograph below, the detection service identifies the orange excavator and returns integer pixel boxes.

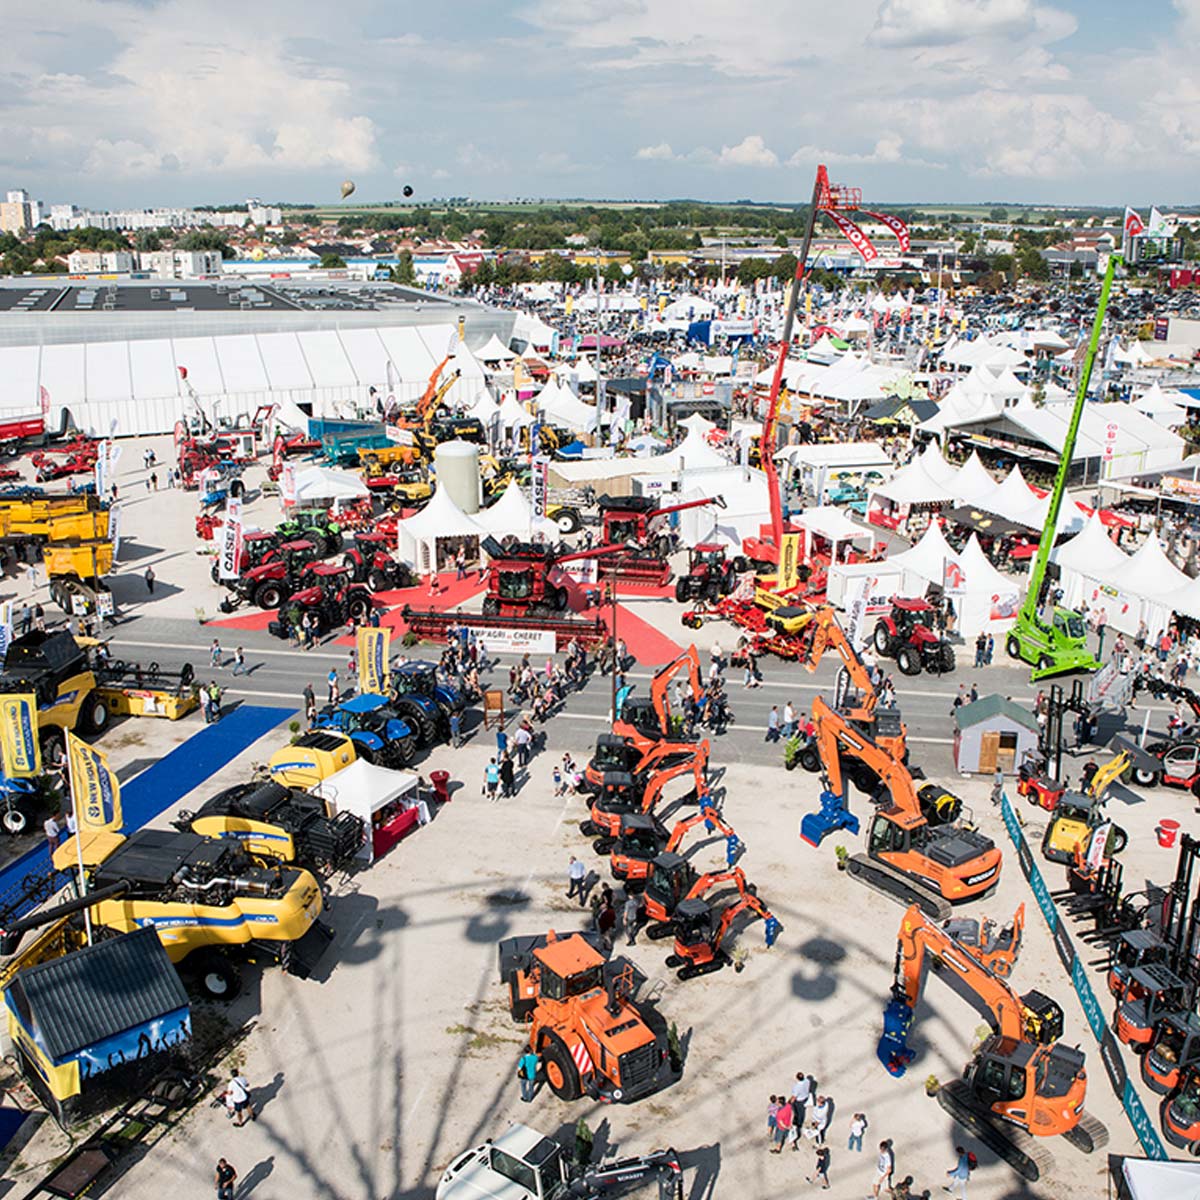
[581,742,710,852]
[878,904,1107,1182]
[665,889,780,981]
[942,903,1025,979]
[642,862,758,940]
[393,354,460,435]
[583,733,695,795]
[794,606,907,763]
[800,694,1001,919]
[609,804,740,886]
[612,646,703,756]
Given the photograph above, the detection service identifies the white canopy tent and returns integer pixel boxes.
[565,357,598,385]
[292,465,370,504]
[887,519,957,595]
[806,333,842,364]
[951,451,999,507]
[677,412,717,437]
[537,378,599,433]
[676,468,771,549]
[917,443,960,489]
[794,506,874,560]
[396,485,484,573]
[474,480,560,542]
[498,392,535,431]
[476,333,515,362]
[653,427,727,472]
[949,534,1022,638]
[314,762,420,864]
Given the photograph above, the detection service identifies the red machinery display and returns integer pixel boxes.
[267,564,373,636]
[609,804,739,886]
[478,536,624,618]
[341,531,415,593]
[595,494,723,586]
[673,544,748,604]
[0,408,73,457]
[217,540,326,611]
[877,904,1106,1181]
[872,596,955,677]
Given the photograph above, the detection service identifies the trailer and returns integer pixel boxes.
[400,605,610,649]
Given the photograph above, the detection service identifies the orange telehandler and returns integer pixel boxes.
[612,647,703,755]
[609,804,740,886]
[664,889,780,981]
[581,741,710,852]
[800,694,1001,919]
[878,904,1106,1181]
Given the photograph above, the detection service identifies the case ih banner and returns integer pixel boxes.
[218,496,244,581]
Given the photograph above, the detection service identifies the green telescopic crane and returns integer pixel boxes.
[1006,253,1121,682]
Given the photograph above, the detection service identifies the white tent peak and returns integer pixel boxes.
[475,334,514,362]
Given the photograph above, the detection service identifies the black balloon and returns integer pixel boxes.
[402,185,414,198]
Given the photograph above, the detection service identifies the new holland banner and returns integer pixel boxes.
[862,210,911,253]
[0,693,41,777]
[67,731,122,833]
[778,533,801,594]
[822,210,879,263]
[357,626,391,696]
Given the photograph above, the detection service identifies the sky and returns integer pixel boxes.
[2,0,1198,210]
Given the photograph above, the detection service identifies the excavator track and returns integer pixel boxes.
[847,854,951,921]
[937,1080,1053,1183]
[1061,1110,1108,1154]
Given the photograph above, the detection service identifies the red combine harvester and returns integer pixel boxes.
[478,536,622,618]
[595,494,724,586]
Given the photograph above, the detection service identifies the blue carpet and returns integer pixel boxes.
[0,706,292,920]
[0,1106,26,1150]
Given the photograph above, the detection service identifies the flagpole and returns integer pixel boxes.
[65,747,93,946]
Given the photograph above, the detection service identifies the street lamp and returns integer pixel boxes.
[608,581,618,719]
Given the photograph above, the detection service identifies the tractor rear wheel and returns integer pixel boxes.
[368,568,392,594]
[674,578,690,603]
[40,729,66,769]
[554,508,581,535]
[392,700,436,747]
[936,644,955,674]
[346,593,372,622]
[77,693,111,736]
[896,645,921,676]
[342,552,364,581]
[873,621,896,657]
[254,581,287,610]
[540,1033,582,1101]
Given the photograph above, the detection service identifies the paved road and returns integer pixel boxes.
[93,611,1119,780]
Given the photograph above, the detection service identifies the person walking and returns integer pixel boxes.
[767,1096,781,1145]
[144,566,156,593]
[226,1072,255,1125]
[974,632,986,669]
[514,723,531,767]
[809,1095,831,1144]
[806,1142,831,1189]
[455,545,466,581]
[623,891,640,945]
[232,647,246,677]
[449,710,462,748]
[944,1145,971,1198]
[499,752,515,798]
[214,1158,238,1200]
[791,1071,812,1129]
[210,638,222,669]
[484,758,500,802]
[782,701,796,739]
[496,726,508,757]
[765,705,780,743]
[303,682,315,712]
[206,681,223,723]
[985,633,994,664]
[872,1140,895,1199]
[517,1048,539,1102]
[990,766,1004,807]
[1096,607,1108,658]
[566,855,586,903]
[43,813,61,852]
[848,1112,867,1152]
[327,668,339,704]
[597,899,616,950]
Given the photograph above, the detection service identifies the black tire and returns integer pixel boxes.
[393,700,436,747]
[346,593,372,622]
[353,742,375,764]
[229,479,244,499]
[181,663,195,688]
[896,645,921,676]
[342,552,364,582]
[482,596,500,617]
[540,1033,582,1101]
[799,746,820,772]
[393,734,417,766]
[1038,655,1054,673]
[40,729,66,769]
[555,509,581,535]
[254,581,287,610]
[873,621,895,656]
[938,644,955,674]
[732,555,749,574]
[1134,767,1160,787]
[368,568,391,593]
[552,585,568,612]
[210,561,221,583]
[77,693,110,736]
[194,952,241,1001]
[1006,635,1021,659]
[674,578,689,603]
[1108,825,1129,855]
[2,806,28,835]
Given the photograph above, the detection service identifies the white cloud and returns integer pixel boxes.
[716,135,778,168]
[635,142,676,161]
[788,136,946,171]
[871,0,1075,48]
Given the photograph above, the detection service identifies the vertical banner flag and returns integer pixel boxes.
[280,462,297,506]
[822,210,879,263]
[67,731,122,832]
[108,503,122,561]
[1124,207,1145,239]
[218,495,244,580]
[0,601,12,662]
[531,457,549,520]
[565,295,574,317]
[862,211,911,252]
[39,385,51,417]
[778,533,801,594]
[357,626,391,696]
[0,693,41,777]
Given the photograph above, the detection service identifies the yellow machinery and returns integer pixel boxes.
[267,729,357,789]
[0,494,105,538]
[42,539,114,614]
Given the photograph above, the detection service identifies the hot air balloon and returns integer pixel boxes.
[340,180,356,199]
[402,185,413,198]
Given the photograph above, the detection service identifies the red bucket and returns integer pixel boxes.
[1158,819,1181,849]
[430,769,451,804]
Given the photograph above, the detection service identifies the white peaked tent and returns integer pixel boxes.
[476,334,515,362]
[952,452,998,506]
[537,377,598,432]
[566,357,598,385]
[654,427,727,471]
[867,459,953,524]
[498,391,534,430]
[1051,513,1132,614]
[463,386,501,422]
[292,465,369,504]
[474,481,559,541]
[806,333,841,364]
[1134,382,1189,423]
[951,534,1022,637]
[888,519,957,594]
[396,485,483,573]
[987,466,1047,528]
[678,412,717,437]
[918,444,960,489]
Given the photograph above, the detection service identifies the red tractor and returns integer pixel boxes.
[209,530,281,582]
[217,540,325,611]
[872,596,955,676]
[269,566,373,638]
[342,531,415,593]
[673,544,748,604]
[479,536,619,618]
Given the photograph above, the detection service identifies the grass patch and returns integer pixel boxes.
[444,1024,522,1053]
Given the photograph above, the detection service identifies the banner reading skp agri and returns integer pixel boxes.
[0,693,41,777]
[67,731,123,832]
[218,496,244,581]
[357,626,391,696]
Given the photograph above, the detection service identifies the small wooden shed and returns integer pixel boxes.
[953,694,1039,776]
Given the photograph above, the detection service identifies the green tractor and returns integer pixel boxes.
[276,507,343,557]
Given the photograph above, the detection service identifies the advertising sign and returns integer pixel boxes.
[0,693,41,777]
[218,496,244,580]
[357,627,391,695]
[531,457,549,520]
[68,732,123,832]
[477,627,556,655]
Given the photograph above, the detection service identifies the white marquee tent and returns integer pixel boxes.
[396,485,483,573]
[536,378,598,432]
[293,465,369,504]
[474,481,560,541]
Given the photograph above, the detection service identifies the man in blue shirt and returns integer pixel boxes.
[517,1049,539,1102]
[485,759,500,801]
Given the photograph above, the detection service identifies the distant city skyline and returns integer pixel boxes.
[2,1,1197,210]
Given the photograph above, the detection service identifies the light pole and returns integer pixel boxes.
[608,581,618,719]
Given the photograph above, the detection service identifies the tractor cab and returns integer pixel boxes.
[1108,929,1168,1000]
[533,937,605,1003]
[1051,607,1088,648]
[1143,1011,1200,1095]
[391,660,465,714]
[1163,1062,1200,1150]
[689,544,727,572]
[1116,963,1190,1049]
[598,494,657,545]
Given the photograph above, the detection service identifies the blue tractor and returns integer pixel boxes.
[388,661,466,747]
[314,694,417,768]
